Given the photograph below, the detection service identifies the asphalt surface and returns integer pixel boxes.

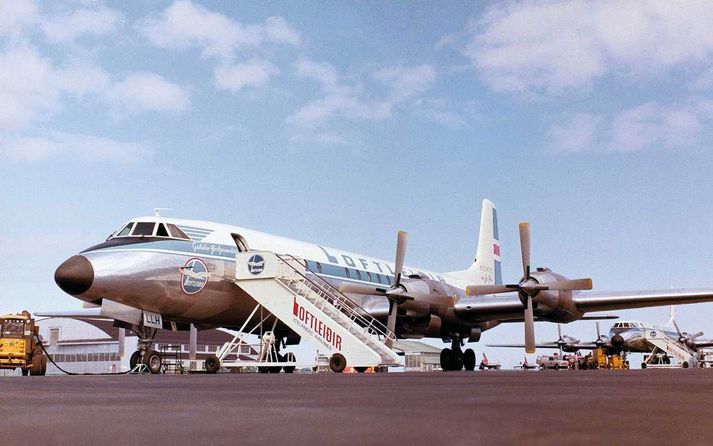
[1,369,711,445]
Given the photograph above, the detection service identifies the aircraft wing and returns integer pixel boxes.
[487,342,601,350]
[455,289,713,322]
[572,289,713,313]
[33,308,106,319]
[693,340,713,349]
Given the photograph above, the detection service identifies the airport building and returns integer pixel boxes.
[395,341,443,372]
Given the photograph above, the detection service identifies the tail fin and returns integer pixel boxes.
[446,199,501,285]
[667,305,677,328]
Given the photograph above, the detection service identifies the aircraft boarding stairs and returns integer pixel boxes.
[643,329,697,368]
[232,251,401,371]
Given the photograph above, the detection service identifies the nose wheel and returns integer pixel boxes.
[130,325,161,374]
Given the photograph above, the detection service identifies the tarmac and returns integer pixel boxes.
[1,369,711,445]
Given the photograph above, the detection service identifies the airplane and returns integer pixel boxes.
[52,199,713,373]
[489,307,713,356]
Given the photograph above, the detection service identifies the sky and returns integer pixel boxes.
[2,0,713,368]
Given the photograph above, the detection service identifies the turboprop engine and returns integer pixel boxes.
[339,231,456,346]
[466,222,593,353]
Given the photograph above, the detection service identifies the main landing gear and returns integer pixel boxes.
[440,337,476,371]
[129,325,162,374]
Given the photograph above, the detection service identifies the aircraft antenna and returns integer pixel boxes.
[153,207,173,217]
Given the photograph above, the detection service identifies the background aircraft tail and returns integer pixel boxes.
[446,199,502,285]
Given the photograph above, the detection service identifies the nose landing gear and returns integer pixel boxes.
[129,326,161,374]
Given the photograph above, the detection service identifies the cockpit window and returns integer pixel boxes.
[132,222,155,236]
[167,224,190,240]
[116,222,134,237]
[156,223,169,237]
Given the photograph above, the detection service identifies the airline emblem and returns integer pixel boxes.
[248,254,265,275]
[181,258,209,294]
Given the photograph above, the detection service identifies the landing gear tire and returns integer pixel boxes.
[283,352,296,374]
[554,364,560,370]
[30,353,47,376]
[205,355,220,374]
[463,349,476,371]
[683,361,689,368]
[439,348,463,371]
[641,362,647,369]
[440,348,452,371]
[129,351,142,370]
[329,353,347,373]
[21,367,29,376]
[143,350,162,374]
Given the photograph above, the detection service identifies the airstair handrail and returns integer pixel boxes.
[275,253,396,345]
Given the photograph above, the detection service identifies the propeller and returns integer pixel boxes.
[672,319,704,348]
[465,222,593,354]
[339,231,409,348]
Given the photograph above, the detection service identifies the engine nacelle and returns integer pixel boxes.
[529,268,583,323]
[399,314,442,339]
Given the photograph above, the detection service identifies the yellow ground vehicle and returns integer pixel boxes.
[0,311,47,376]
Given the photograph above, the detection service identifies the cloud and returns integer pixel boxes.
[374,65,437,101]
[467,1,713,93]
[549,113,602,152]
[138,0,300,61]
[106,72,189,113]
[550,101,712,153]
[41,5,123,43]
[0,0,38,39]
[0,45,60,131]
[290,59,449,144]
[214,59,278,92]
[1,132,153,162]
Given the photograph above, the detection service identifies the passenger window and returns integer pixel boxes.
[356,270,362,280]
[344,268,350,278]
[376,274,382,284]
[156,223,169,237]
[116,222,134,237]
[366,271,372,282]
[167,224,190,240]
[132,222,155,236]
[386,275,392,285]
[316,262,323,273]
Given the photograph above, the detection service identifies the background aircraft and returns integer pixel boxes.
[489,307,713,356]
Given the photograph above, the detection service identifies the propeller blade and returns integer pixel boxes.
[338,283,386,295]
[519,222,531,278]
[465,284,519,296]
[557,323,563,341]
[691,331,704,339]
[385,301,398,348]
[596,321,601,339]
[525,295,535,353]
[672,319,683,337]
[527,278,593,291]
[394,230,408,287]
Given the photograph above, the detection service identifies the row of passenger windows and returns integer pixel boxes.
[306,260,393,286]
[113,221,190,240]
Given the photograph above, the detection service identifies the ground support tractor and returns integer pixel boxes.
[0,311,47,376]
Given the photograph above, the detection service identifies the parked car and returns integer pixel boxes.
[536,355,569,370]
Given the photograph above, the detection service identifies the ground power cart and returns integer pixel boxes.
[0,311,47,376]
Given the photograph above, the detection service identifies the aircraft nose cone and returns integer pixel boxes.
[55,255,94,295]
[611,334,625,347]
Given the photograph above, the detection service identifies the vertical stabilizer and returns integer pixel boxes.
[667,305,678,328]
[446,199,501,285]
